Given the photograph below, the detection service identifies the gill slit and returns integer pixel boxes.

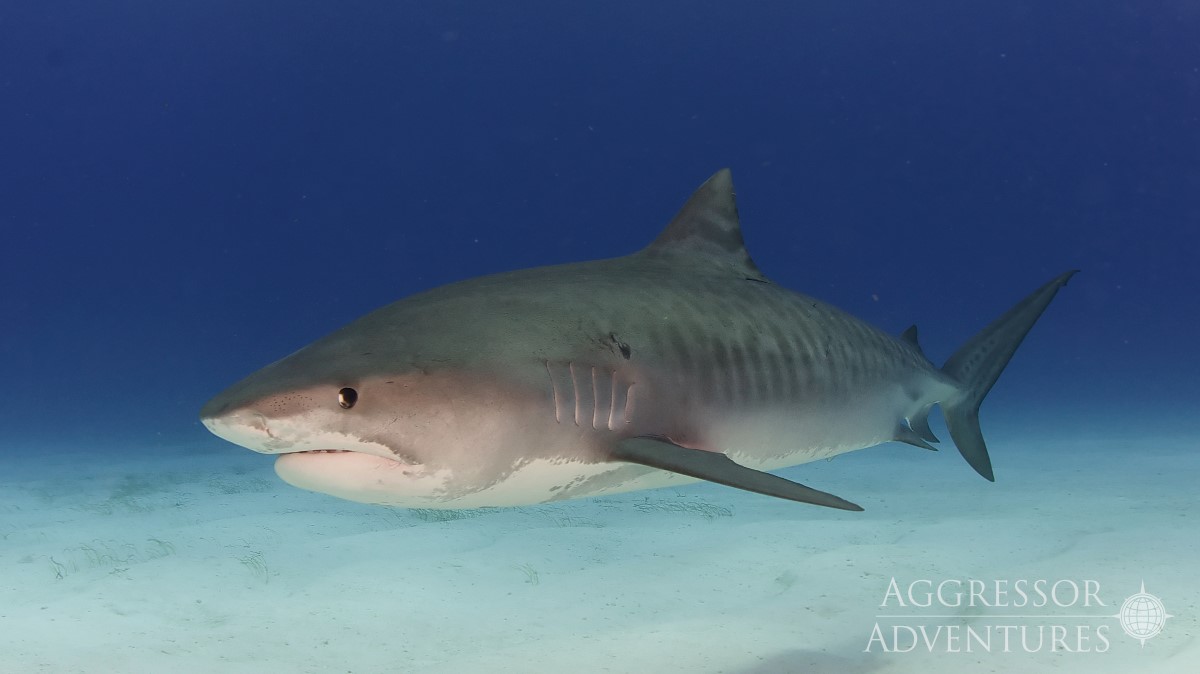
[607,370,618,431]
[545,360,561,423]
[569,362,581,426]
[591,366,601,430]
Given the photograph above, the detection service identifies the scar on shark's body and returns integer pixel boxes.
[202,169,1075,511]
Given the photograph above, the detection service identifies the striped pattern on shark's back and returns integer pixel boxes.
[600,271,929,412]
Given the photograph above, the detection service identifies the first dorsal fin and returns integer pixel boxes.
[640,168,768,282]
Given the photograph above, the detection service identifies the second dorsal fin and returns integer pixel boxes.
[900,324,925,356]
[640,169,768,282]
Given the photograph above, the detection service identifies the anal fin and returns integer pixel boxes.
[606,437,863,511]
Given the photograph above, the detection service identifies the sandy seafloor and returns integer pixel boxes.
[2,423,1196,674]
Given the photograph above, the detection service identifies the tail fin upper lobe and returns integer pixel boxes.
[941,270,1078,481]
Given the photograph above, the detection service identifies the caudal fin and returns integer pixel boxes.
[942,270,1078,481]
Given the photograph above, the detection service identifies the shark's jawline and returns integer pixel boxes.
[200,168,1075,511]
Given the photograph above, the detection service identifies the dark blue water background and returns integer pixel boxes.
[1,1,1197,451]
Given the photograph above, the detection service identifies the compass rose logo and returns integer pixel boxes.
[1114,581,1172,646]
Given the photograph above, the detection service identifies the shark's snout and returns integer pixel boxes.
[203,409,266,432]
[199,395,229,424]
[201,404,277,454]
[200,375,323,452]
[200,387,265,429]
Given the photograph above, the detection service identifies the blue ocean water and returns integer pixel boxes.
[2,0,1197,449]
[1,2,1197,672]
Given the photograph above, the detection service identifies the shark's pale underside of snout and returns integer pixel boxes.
[201,169,1075,511]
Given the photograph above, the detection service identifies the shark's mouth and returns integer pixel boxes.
[273,449,434,505]
[290,448,415,464]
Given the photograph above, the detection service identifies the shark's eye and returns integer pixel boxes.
[338,387,358,409]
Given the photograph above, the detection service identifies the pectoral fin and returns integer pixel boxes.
[607,437,863,511]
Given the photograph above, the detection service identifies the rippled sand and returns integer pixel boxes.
[1,428,1195,673]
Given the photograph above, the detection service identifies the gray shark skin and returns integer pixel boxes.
[201,169,1075,511]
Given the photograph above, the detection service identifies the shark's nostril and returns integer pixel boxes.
[228,411,272,434]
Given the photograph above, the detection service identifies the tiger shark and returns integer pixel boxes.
[201,169,1074,511]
